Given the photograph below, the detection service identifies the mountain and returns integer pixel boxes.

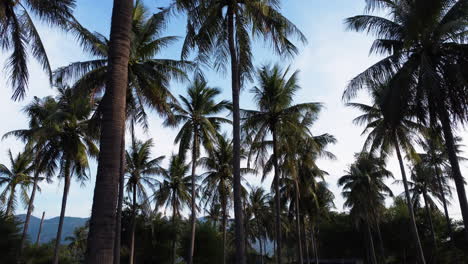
[16,214,88,244]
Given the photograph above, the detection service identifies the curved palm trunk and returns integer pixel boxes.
[53,163,71,264]
[36,211,45,245]
[439,106,468,240]
[394,137,426,264]
[6,185,16,216]
[114,133,126,264]
[227,5,246,264]
[19,171,40,255]
[422,189,437,251]
[271,127,283,264]
[188,132,198,264]
[294,181,304,264]
[85,0,133,262]
[366,218,378,264]
[129,182,137,264]
[434,166,453,243]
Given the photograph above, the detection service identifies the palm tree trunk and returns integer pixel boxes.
[129,182,137,264]
[222,201,228,264]
[439,106,468,240]
[294,181,304,264]
[271,126,283,264]
[375,222,386,263]
[188,132,198,264]
[6,185,16,216]
[256,218,264,264]
[85,0,133,262]
[302,216,310,264]
[259,235,264,264]
[311,226,319,264]
[114,132,126,264]
[366,219,378,264]
[172,193,178,264]
[53,163,71,264]
[36,211,45,245]
[19,170,40,254]
[394,136,426,264]
[434,165,453,243]
[227,5,246,264]
[422,189,437,251]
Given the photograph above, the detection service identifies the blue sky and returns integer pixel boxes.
[0,0,466,220]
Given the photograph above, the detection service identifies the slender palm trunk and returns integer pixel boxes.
[366,219,378,264]
[19,170,40,254]
[311,226,319,264]
[422,189,437,251]
[256,218,264,264]
[302,216,310,264]
[439,106,468,240]
[36,211,45,245]
[222,200,228,264]
[227,5,246,264]
[188,132,198,264]
[259,236,264,264]
[172,193,178,264]
[85,0,133,262]
[294,181,304,264]
[114,132,125,264]
[129,182,137,264]
[6,185,16,216]
[375,222,386,263]
[434,166,453,240]
[394,136,426,264]
[53,163,71,264]
[271,127,283,264]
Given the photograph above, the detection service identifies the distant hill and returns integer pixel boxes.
[16,214,88,245]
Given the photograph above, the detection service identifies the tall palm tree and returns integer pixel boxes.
[346,83,426,263]
[0,149,34,216]
[155,154,192,264]
[8,87,98,264]
[242,64,321,263]
[338,152,393,264]
[344,0,468,239]
[175,1,306,262]
[200,134,252,264]
[167,77,229,261]
[0,0,75,100]
[85,0,134,262]
[125,136,164,264]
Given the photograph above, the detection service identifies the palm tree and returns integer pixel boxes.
[346,83,426,263]
[85,0,134,262]
[242,64,321,263]
[155,154,192,264]
[199,134,252,264]
[125,136,164,264]
[175,1,306,262]
[167,77,229,261]
[0,149,34,216]
[8,87,98,264]
[344,0,468,239]
[246,186,271,264]
[338,152,393,264]
[0,0,75,100]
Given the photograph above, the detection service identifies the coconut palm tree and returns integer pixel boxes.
[246,186,270,264]
[344,0,468,239]
[155,154,192,264]
[338,152,393,264]
[347,82,427,263]
[242,64,321,263]
[199,134,252,264]
[85,0,134,262]
[175,1,306,261]
[166,77,230,260]
[125,136,164,264]
[0,149,34,216]
[0,0,75,100]
[17,87,98,264]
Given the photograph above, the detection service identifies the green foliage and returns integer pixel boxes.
[180,221,224,264]
[0,211,21,263]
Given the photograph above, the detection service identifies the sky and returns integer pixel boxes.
[0,0,467,220]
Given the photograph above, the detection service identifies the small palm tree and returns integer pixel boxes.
[125,136,164,264]
[242,64,321,263]
[199,134,252,264]
[0,149,34,216]
[167,77,230,260]
[338,152,393,264]
[175,1,306,261]
[0,0,75,100]
[155,154,192,264]
[246,186,270,264]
